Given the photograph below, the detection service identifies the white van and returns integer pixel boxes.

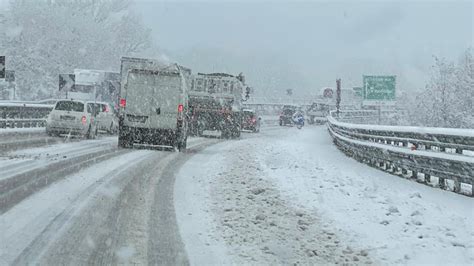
[118,61,189,151]
[46,99,99,138]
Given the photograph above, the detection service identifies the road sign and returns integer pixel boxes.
[5,70,15,82]
[323,88,333,98]
[0,56,5,79]
[59,74,75,91]
[363,75,396,105]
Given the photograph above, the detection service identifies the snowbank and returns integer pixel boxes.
[175,126,473,265]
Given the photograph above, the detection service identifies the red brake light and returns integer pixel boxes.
[251,117,256,123]
[104,104,110,113]
[178,104,184,113]
[81,116,87,125]
[120,98,126,107]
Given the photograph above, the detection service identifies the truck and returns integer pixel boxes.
[69,69,120,105]
[118,57,190,151]
[188,72,247,138]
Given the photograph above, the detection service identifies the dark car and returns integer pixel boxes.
[241,109,261,132]
[279,105,297,126]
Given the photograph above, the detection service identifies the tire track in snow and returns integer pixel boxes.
[4,137,219,265]
[0,143,125,213]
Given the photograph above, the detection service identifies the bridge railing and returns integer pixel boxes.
[327,110,474,196]
[0,102,54,129]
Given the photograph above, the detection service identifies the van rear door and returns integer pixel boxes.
[125,70,182,130]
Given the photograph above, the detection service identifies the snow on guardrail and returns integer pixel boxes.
[327,110,474,196]
[0,100,55,129]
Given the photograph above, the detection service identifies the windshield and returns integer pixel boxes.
[1,1,472,265]
[54,101,84,112]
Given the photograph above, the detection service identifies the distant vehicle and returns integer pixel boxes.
[95,101,118,134]
[188,72,247,139]
[46,99,99,138]
[241,109,260,132]
[118,57,190,151]
[306,103,330,124]
[292,111,305,129]
[70,69,120,104]
[279,105,297,126]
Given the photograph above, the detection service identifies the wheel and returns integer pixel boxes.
[109,122,114,134]
[118,127,132,148]
[177,137,187,152]
[46,129,56,137]
[235,127,241,138]
[86,126,93,139]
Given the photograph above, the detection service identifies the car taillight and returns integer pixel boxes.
[251,117,256,123]
[120,98,126,108]
[177,104,184,120]
[81,116,87,125]
[104,104,110,113]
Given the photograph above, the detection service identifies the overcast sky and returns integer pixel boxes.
[1,0,470,97]
[134,0,473,97]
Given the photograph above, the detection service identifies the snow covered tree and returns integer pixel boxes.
[1,0,153,100]
[453,49,474,128]
[407,50,473,129]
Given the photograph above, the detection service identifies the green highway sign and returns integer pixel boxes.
[363,75,396,104]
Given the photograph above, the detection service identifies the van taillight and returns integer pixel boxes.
[81,116,87,125]
[178,104,184,113]
[120,98,126,107]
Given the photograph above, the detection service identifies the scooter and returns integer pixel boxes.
[294,116,304,129]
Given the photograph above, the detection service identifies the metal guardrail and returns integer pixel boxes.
[327,110,474,196]
[0,102,54,129]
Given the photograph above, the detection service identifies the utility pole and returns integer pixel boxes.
[336,79,341,118]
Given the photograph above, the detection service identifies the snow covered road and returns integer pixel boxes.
[1,136,219,264]
[1,125,472,265]
[176,125,474,265]
[0,129,68,151]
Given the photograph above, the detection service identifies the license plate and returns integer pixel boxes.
[60,115,75,120]
[126,114,147,123]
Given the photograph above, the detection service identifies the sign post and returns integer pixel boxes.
[336,79,341,117]
[5,70,15,100]
[0,56,5,79]
[59,73,75,98]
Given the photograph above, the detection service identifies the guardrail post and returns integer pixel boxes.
[453,179,461,193]
[424,173,431,184]
[438,177,446,189]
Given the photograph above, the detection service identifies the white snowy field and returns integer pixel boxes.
[175,125,474,265]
